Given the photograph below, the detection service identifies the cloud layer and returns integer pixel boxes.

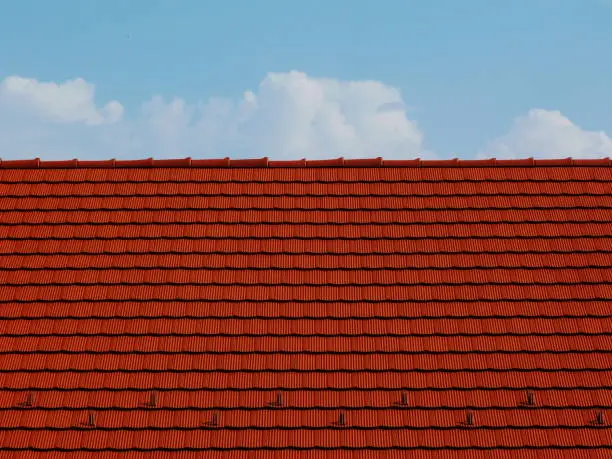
[0,71,610,160]
[0,71,424,160]
[0,76,123,126]
[485,109,612,159]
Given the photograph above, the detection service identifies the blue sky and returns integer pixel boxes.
[0,0,611,160]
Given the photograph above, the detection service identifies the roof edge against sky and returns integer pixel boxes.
[0,157,611,169]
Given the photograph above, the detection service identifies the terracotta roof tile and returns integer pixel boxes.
[0,156,612,456]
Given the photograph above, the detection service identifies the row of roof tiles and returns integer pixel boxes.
[4,211,612,225]
[3,270,612,284]
[0,413,609,431]
[3,196,612,209]
[1,372,611,389]
[0,430,609,450]
[2,255,612,269]
[1,182,612,195]
[3,168,612,184]
[0,453,589,458]
[1,225,610,238]
[3,388,611,408]
[1,336,610,351]
[0,356,610,371]
[0,301,608,319]
[6,315,608,328]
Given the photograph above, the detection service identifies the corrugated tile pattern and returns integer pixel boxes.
[0,158,612,457]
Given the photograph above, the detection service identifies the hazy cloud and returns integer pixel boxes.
[482,109,612,159]
[0,71,425,160]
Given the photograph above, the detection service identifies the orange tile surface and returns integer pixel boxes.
[0,157,611,457]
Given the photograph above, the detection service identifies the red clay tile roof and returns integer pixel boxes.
[0,156,612,457]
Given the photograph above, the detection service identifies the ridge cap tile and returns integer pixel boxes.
[0,156,611,169]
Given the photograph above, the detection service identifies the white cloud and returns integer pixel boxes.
[0,71,426,160]
[0,76,123,126]
[483,109,612,159]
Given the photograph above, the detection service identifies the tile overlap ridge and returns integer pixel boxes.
[0,156,611,168]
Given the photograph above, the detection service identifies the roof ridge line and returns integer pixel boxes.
[0,157,611,169]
